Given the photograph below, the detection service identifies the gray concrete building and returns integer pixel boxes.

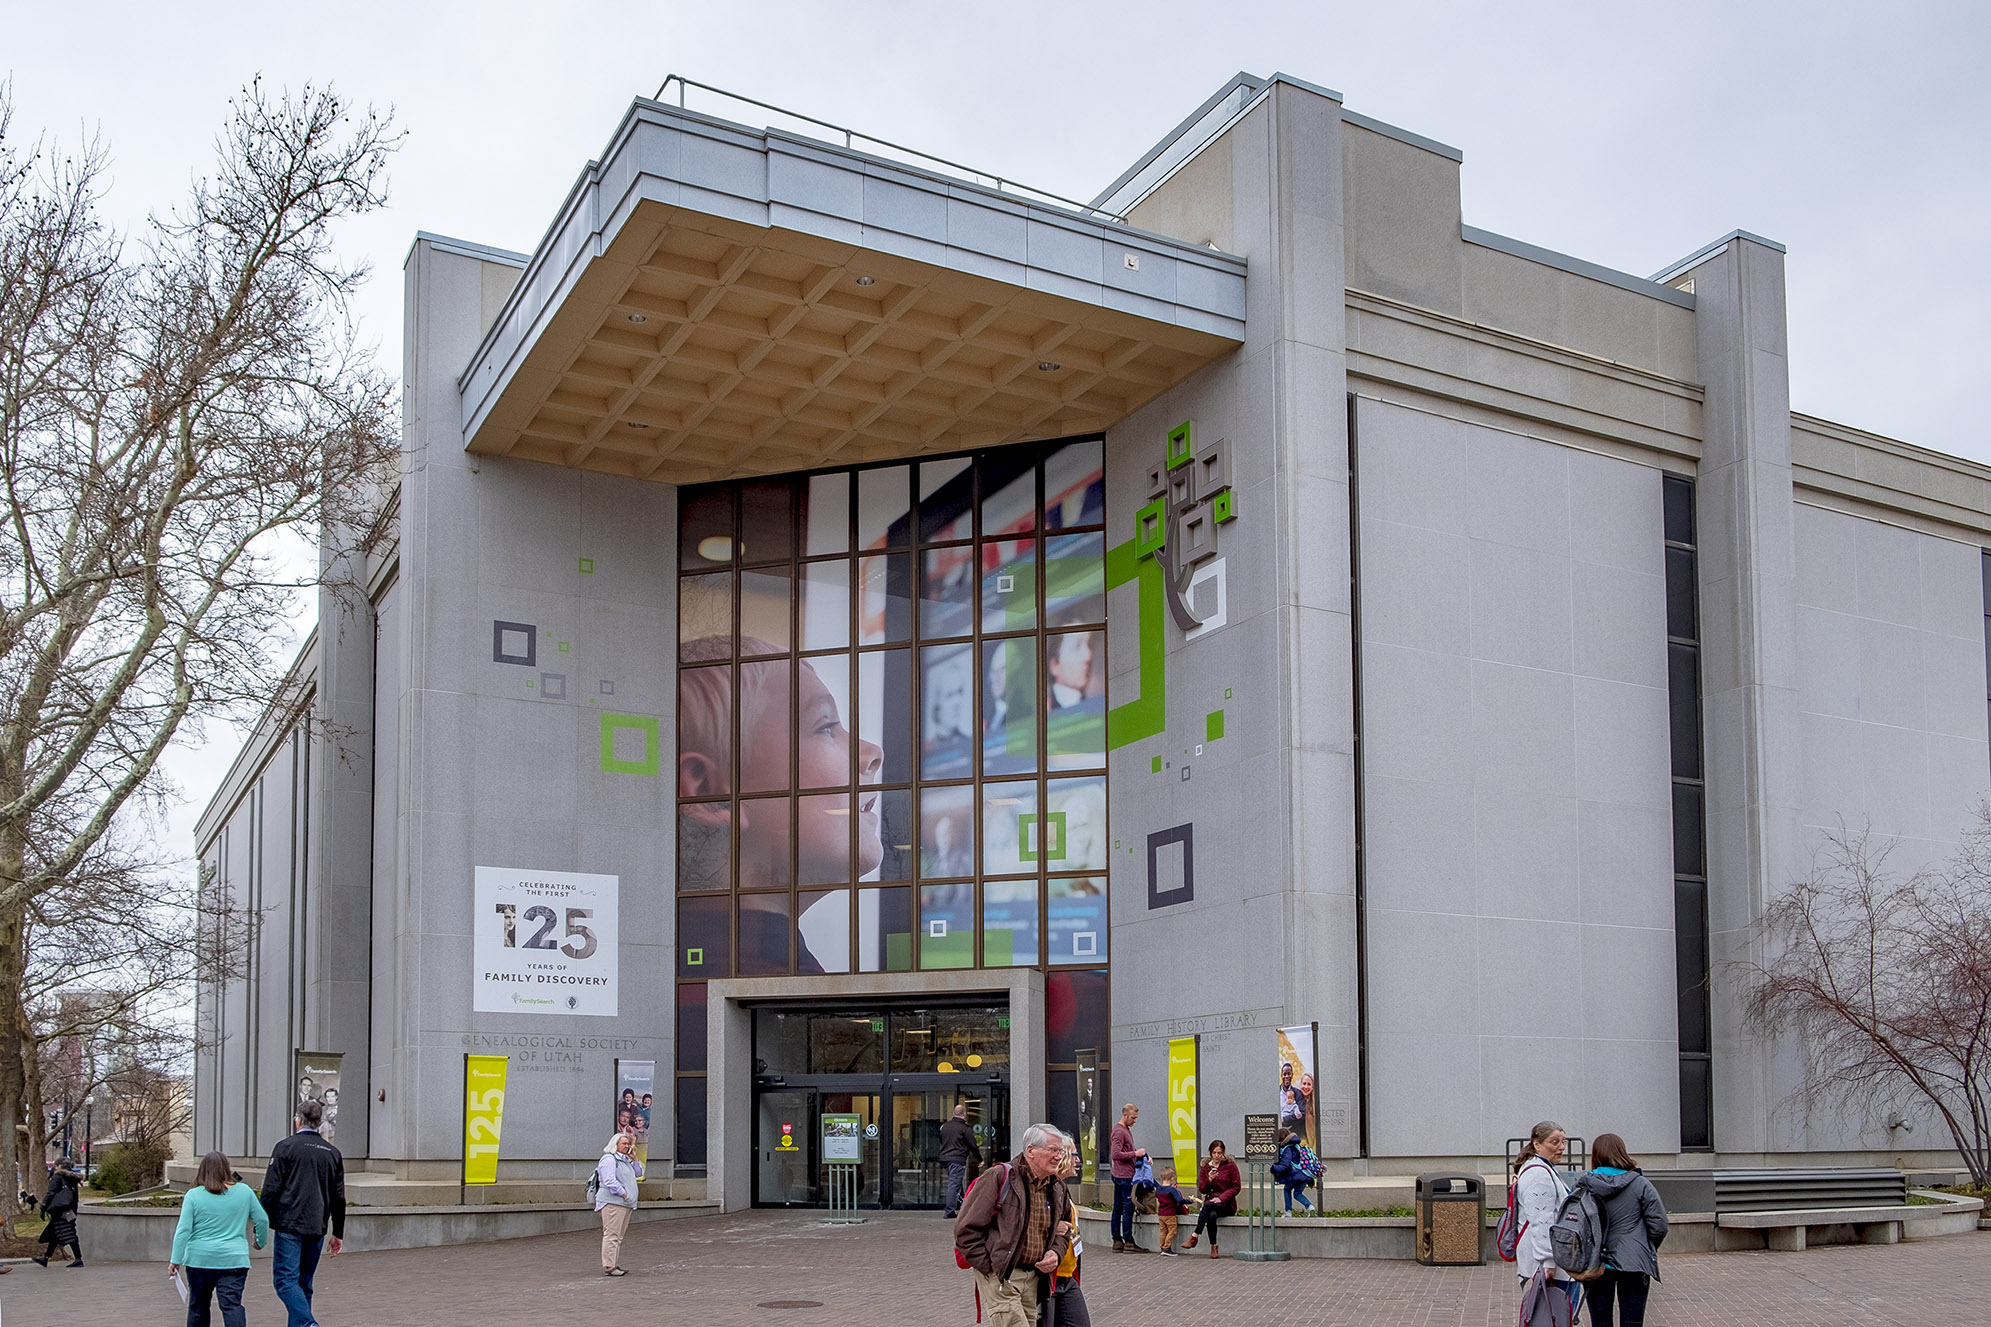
[195,71,1990,1207]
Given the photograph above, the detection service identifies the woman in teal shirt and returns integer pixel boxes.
[170,1151,270,1327]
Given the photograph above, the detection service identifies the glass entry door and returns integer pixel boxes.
[892,1091,949,1207]
[757,1089,816,1205]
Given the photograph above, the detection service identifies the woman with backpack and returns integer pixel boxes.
[593,1130,643,1276]
[1579,1134,1668,1327]
[1270,1130,1316,1213]
[1510,1121,1573,1323]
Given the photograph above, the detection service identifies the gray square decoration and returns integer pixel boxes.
[539,672,567,700]
[493,620,536,666]
[1146,824,1194,910]
[599,680,615,695]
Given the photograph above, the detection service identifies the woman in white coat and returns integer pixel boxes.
[594,1131,643,1276]
[1512,1120,1573,1319]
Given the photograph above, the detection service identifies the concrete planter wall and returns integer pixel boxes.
[78,1200,718,1264]
[1075,1191,1983,1261]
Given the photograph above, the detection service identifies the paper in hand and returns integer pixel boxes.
[173,1268,191,1305]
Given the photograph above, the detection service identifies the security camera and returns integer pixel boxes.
[1886,1112,1914,1134]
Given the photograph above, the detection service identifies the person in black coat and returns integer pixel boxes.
[1576,1133,1668,1327]
[260,1097,347,1325]
[938,1103,982,1217]
[34,1159,84,1267]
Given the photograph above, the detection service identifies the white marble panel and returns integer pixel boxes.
[1468,539,1574,673]
[1361,520,1468,655]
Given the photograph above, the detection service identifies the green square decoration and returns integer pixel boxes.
[599,712,661,775]
[686,947,704,967]
[1018,811,1069,862]
[1166,420,1195,470]
[1134,499,1167,559]
[1206,709,1225,742]
[579,557,595,574]
[1211,488,1236,523]
[1150,755,1163,773]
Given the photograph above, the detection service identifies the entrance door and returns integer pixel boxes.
[756,1089,815,1205]
[955,1084,1009,1168]
[882,1083,1010,1209]
[891,1091,949,1208]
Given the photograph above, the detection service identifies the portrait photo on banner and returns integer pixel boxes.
[613,1059,657,1167]
[1275,1024,1318,1153]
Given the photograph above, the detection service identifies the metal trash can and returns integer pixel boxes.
[1415,1172,1485,1266]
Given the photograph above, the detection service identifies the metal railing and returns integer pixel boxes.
[653,75,1127,223]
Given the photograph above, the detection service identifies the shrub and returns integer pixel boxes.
[92,1141,171,1196]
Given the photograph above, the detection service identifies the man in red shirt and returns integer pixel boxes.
[1108,1102,1148,1252]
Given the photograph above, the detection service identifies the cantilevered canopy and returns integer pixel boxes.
[459,100,1247,484]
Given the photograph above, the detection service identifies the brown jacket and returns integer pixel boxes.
[952,1153,1071,1277]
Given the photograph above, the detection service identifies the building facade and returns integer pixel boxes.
[194,72,1991,1204]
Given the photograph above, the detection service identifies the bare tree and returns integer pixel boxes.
[0,79,399,1224]
[1744,815,1991,1186]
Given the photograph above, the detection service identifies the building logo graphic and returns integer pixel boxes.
[1134,421,1235,631]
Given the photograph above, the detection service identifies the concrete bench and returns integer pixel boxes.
[1715,1201,1956,1251]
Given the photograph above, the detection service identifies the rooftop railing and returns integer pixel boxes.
[653,74,1127,223]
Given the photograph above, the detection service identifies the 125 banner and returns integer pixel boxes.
[464,1055,509,1185]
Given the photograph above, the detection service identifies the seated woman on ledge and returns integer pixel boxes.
[1183,1140,1241,1258]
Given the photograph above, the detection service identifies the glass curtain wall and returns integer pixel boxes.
[674,438,1111,1166]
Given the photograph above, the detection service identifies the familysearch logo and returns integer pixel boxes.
[1134,421,1236,632]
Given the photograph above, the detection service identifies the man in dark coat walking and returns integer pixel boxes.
[260,1097,346,1327]
[939,1102,981,1217]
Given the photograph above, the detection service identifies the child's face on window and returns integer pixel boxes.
[740,659,883,881]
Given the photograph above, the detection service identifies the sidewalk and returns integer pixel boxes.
[3,1208,1985,1325]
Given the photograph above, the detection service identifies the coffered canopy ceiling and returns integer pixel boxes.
[458,100,1248,485]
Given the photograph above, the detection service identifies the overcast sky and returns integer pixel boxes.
[7,0,1985,841]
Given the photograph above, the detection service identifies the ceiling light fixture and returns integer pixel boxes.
[626,421,648,429]
[627,313,647,324]
[1037,361,1061,372]
[854,275,876,286]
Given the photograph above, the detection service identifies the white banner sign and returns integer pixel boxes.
[474,866,619,1016]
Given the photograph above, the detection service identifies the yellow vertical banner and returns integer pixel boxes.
[1166,1035,1199,1182]
[463,1055,508,1185]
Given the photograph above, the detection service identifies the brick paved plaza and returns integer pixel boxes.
[5,1211,1986,1326]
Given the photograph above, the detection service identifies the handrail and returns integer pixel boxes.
[653,74,1126,223]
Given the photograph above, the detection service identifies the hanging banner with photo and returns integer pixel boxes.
[1166,1035,1200,1183]
[1075,1049,1100,1185]
[613,1059,657,1169]
[473,866,619,1016]
[1275,1023,1320,1154]
[291,1052,344,1146]
[463,1055,508,1185]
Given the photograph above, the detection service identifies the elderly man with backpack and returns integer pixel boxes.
[953,1122,1072,1327]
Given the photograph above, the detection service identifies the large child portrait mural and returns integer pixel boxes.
[678,638,887,973]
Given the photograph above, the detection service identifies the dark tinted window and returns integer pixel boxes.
[1665,547,1698,640]
[676,1077,708,1166]
[1671,784,1705,878]
[1662,475,1695,546]
[1668,644,1702,778]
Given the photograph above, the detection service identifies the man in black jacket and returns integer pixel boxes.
[938,1102,982,1217]
[260,1098,346,1327]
